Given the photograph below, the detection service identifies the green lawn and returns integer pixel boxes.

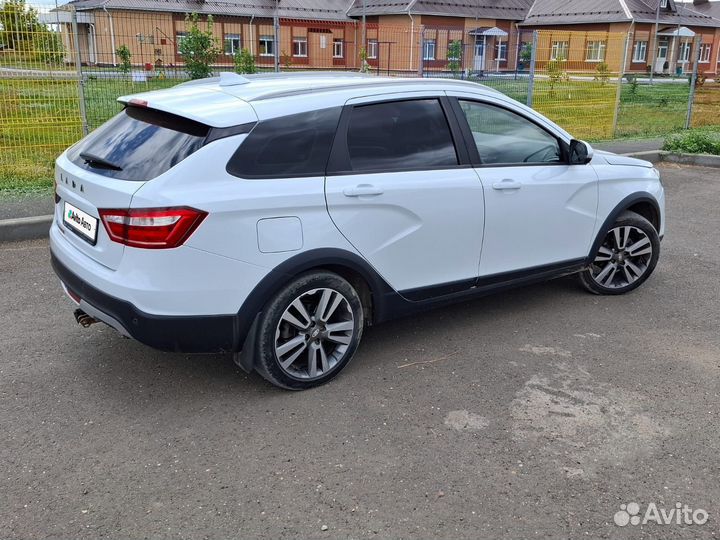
[0,75,719,194]
[0,76,182,193]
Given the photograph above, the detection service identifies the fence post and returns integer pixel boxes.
[418,26,425,77]
[612,32,632,138]
[526,30,538,108]
[685,35,702,130]
[71,8,89,136]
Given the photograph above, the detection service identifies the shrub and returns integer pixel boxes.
[233,47,256,74]
[594,62,610,85]
[547,57,568,92]
[663,130,720,155]
[447,40,462,74]
[178,13,221,79]
[116,44,131,73]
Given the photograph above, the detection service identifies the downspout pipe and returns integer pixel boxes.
[249,15,255,55]
[102,2,116,66]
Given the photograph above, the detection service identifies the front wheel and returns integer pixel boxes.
[254,271,364,390]
[579,211,660,295]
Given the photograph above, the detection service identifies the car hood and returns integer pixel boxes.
[592,150,654,168]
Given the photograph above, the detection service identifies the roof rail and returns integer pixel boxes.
[247,77,497,102]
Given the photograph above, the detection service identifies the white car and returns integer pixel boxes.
[50,73,665,389]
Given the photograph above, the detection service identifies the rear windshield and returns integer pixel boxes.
[68,106,209,181]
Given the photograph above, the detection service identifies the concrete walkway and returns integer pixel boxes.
[592,137,664,155]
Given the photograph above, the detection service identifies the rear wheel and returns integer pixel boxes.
[579,211,660,295]
[255,271,364,390]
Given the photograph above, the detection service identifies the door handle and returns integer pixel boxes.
[492,179,522,190]
[343,184,384,197]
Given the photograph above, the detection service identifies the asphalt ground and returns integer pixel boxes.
[1,164,719,539]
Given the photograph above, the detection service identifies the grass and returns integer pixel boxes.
[663,128,720,155]
[1,74,720,194]
[0,76,182,194]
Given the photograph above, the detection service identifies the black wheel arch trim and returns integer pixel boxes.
[586,193,661,264]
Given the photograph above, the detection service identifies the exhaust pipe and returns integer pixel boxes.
[74,308,98,328]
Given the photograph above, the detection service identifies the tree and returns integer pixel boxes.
[233,47,256,74]
[447,40,462,75]
[594,62,610,85]
[0,0,64,63]
[547,56,569,93]
[116,44,132,73]
[178,13,221,79]
[519,43,532,66]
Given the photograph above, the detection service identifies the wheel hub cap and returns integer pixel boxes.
[590,225,653,289]
[274,288,355,380]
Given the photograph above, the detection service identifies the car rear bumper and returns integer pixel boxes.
[51,253,238,353]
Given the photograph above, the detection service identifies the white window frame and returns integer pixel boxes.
[224,33,242,56]
[699,43,711,63]
[495,41,507,61]
[259,35,274,57]
[679,41,691,63]
[632,40,647,63]
[586,40,606,62]
[176,32,188,55]
[367,39,378,59]
[423,39,436,61]
[660,0,668,7]
[550,41,569,61]
[292,37,308,57]
[333,39,344,58]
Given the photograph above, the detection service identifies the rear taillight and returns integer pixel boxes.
[99,207,207,249]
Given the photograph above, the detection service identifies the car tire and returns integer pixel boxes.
[579,210,660,295]
[254,271,364,390]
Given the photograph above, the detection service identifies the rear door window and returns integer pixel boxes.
[345,99,458,173]
[68,106,209,181]
[226,107,342,179]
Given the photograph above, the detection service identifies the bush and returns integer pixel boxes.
[116,44,131,73]
[178,13,221,80]
[594,62,610,85]
[233,47,256,74]
[663,130,720,155]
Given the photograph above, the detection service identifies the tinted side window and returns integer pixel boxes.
[346,99,458,172]
[458,100,562,165]
[68,106,209,181]
[227,107,342,178]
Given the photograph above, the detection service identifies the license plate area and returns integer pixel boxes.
[63,201,98,245]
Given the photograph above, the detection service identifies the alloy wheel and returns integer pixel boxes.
[274,288,355,380]
[590,225,653,289]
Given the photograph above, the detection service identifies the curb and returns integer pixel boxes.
[0,215,53,244]
[624,150,720,168]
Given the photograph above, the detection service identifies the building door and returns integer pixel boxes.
[473,36,485,72]
[655,40,668,72]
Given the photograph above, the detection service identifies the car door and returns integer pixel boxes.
[324,95,485,298]
[449,96,598,278]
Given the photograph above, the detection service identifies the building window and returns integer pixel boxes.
[679,41,691,63]
[259,35,274,57]
[224,34,241,56]
[333,39,344,58]
[292,37,307,57]
[586,40,606,62]
[176,31,187,54]
[550,41,569,61]
[699,43,711,63]
[423,39,436,61]
[495,41,507,61]
[632,40,647,62]
[660,0,668,7]
[367,39,378,59]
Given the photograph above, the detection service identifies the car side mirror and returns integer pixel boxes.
[569,139,593,165]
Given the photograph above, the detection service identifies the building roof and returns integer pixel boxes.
[346,0,534,20]
[677,0,720,19]
[62,0,356,22]
[522,0,720,27]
